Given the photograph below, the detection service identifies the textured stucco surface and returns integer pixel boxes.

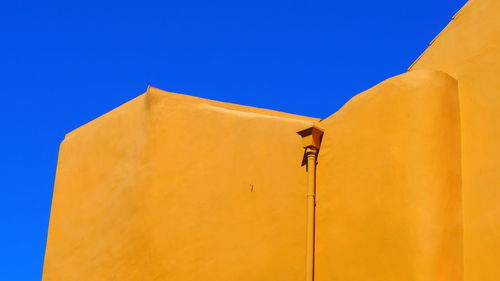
[315,70,462,281]
[411,0,500,279]
[43,88,318,281]
[43,0,500,280]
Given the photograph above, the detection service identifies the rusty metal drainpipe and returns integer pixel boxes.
[297,125,324,281]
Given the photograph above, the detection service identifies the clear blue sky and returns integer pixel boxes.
[0,0,467,279]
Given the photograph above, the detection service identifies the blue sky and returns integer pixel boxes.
[0,0,467,279]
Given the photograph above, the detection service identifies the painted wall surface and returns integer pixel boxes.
[410,0,500,280]
[43,0,500,280]
[315,70,463,281]
[43,87,318,280]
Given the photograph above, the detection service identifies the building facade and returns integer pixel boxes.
[43,0,500,280]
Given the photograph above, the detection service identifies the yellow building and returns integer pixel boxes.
[43,0,500,280]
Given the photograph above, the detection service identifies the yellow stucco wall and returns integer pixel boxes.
[43,87,319,280]
[315,69,463,281]
[44,0,500,280]
[410,0,500,280]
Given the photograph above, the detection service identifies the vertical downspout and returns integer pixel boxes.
[297,126,324,281]
[305,147,318,281]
